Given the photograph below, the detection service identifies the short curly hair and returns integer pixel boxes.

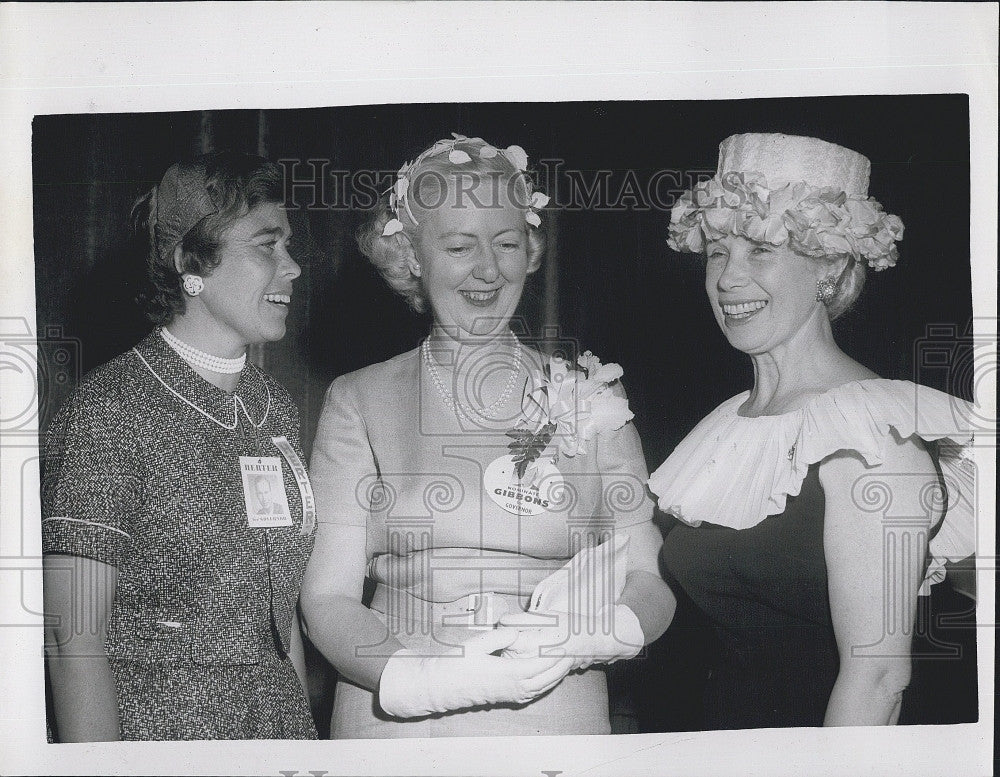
[131,151,283,326]
[357,137,546,313]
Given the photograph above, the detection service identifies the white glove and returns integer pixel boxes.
[500,603,644,670]
[377,627,574,718]
[501,534,645,670]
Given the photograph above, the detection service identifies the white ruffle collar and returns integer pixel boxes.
[648,379,977,588]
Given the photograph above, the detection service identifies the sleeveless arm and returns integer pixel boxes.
[308,376,374,528]
[821,434,938,725]
[301,376,402,688]
[300,522,403,689]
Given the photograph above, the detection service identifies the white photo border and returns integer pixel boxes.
[1,3,996,776]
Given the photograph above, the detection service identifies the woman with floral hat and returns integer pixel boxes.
[650,133,976,728]
[301,134,675,737]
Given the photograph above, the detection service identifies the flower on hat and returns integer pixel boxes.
[382,219,404,236]
[381,134,547,235]
[668,171,904,270]
[505,145,529,172]
[393,169,410,200]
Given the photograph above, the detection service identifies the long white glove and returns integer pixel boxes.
[378,627,574,718]
[500,535,645,670]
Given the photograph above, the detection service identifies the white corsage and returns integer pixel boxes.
[506,351,633,478]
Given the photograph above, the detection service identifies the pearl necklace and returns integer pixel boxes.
[421,335,522,420]
[159,327,247,374]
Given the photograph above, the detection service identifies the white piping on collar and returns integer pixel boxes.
[132,347,271,430]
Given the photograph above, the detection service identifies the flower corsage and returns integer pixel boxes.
[507,351,634,479]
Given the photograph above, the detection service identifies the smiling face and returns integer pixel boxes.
[411,178,538,338]
[196,201,300,351]
[705,235,829,356]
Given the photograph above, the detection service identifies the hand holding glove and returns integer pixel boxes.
[378,627,574,718]
[499,603,644,670]
[500,534,645,670]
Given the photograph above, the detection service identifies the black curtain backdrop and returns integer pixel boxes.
[32,95,975,734]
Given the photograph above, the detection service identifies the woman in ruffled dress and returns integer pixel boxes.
[301,134,675,738]
[650,133,976,729]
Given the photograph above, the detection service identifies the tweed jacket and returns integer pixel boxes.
[42,332,315,665]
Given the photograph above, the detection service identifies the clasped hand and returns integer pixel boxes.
[378,535,642,717]
[378,626,575,718]
[498,604,644,671]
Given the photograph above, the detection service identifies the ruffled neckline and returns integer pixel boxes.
[647,379,977,589]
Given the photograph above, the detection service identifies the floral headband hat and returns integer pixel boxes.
[382,133,550,236]
[668,133,904,271]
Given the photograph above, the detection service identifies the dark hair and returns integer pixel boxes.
[131,151,283,325]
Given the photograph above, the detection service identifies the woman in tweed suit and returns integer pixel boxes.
[42,152,317,741]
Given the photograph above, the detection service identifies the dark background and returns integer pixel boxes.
[32,95,975,733]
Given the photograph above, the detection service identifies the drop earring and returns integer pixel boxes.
[182,274,204,296]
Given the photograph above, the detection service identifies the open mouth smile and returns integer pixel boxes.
[722,300,768,321]
[263,292,291,310]
[460,288,502,306]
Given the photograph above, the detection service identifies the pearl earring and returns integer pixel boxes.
[182,274,204,296]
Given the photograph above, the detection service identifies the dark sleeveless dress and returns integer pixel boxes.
[650,381,979,730]
[659,463,978,729]
[660,465,838,729]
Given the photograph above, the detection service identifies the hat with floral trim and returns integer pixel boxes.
[381,133,549,237]
[668,133,903,271]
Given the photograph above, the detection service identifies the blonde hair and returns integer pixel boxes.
[357,136,545,313]
[823,256,867,321]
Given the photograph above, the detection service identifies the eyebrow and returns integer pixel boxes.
[437,229,523,240]
[249,226,288,239]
